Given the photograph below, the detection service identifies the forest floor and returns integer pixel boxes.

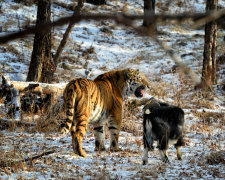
[0,0,225,179]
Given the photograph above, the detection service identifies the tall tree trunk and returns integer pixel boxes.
[143,0,155,27]
[40,14,53,83]
[202,0,218,86]
[27,0,52,83]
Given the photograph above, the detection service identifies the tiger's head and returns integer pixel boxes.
[123,69,149,98]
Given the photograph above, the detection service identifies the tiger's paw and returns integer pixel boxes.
[94,146,106,152]
[78,150,87,157]
[109,146,122,152]
[61,127,69,135]
[94,141,106,152]
[73,145,87,157]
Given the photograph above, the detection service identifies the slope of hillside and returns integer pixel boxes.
[0,0,224,179]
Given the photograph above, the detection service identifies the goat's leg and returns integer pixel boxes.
[175,139,183,160]
[142,148,149,165]
[158,137,169,163]
[159,149,169,163]
[176,146,182,160]
[175,137,183,160]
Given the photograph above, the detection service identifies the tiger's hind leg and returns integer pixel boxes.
[94,123,106,151]
[108,116,122,152]
[71,116,88,157]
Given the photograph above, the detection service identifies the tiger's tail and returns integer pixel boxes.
[61,83,76,135]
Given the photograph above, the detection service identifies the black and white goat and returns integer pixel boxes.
[142,98,185,164]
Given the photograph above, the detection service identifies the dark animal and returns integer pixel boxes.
[142,98,185,164]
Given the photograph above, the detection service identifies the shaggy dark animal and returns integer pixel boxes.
[142,98,185,164]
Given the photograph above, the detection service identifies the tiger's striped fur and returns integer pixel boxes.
[61,69,149,157]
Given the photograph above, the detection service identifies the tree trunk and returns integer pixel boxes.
[202,0,218,86]
[26,0,53,83]
[143,0,155,27]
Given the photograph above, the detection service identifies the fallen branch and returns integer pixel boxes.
[1,76,66,120]
[0,118,36,129]
[0,150,55,168]
[10,81,66,95]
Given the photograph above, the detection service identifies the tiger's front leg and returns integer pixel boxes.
[71,117,88,157]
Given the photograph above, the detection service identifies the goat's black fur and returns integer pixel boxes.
[142,98,185,164]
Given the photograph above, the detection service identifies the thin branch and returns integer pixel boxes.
[0,150,55,168]
[192,9,225,29]
[1,11,225,44]
[152,34,201,84]
[0,118,36,129]
[53,0,84,66]
[0,10,224,89]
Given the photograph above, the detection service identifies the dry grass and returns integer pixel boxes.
[122,98,142,135]
[206,151,225,165]
[12,0,37,6]
[193,110,224,125]
[7,45,22,57]
[148,80,171,100]
[0,0,224,178]
[0,81,224,179]
[34,116,61,133]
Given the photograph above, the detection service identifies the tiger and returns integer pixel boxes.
[61,68,150,157]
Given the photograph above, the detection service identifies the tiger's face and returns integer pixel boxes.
[124,69,149,98]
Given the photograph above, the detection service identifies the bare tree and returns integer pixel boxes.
[26,0,53,83]
[202,0,218,87]
[143,0,155,27]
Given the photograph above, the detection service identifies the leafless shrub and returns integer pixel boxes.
[34,116,61,133]
[122,98,142,135]
[148,80,170,100]
[193,110,224,126]
[81,46,96,58]
[134,166,168,179]
[188,90,216,109]
[33,95,65,133]
[127,57,141,65]
[206,151,225,165]
[7,44,22,58]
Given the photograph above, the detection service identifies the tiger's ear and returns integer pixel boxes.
[124,70,130,80]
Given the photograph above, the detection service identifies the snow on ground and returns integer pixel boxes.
[0,0,225,179]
